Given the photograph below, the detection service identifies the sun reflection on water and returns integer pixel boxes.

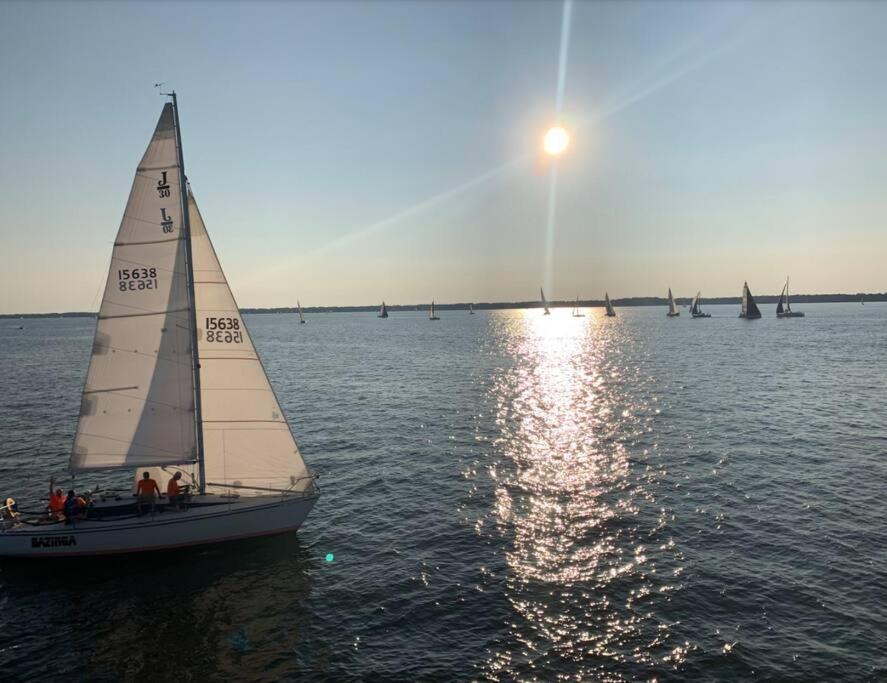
[478,309,684,680]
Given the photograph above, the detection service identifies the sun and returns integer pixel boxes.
[543,125,570,156]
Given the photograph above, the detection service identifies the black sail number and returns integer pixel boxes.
[118,267,158,292]
[205,317,243,343]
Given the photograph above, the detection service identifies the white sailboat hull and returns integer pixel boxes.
[0,493,317,558]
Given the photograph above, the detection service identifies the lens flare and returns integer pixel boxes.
[543,126,570,156]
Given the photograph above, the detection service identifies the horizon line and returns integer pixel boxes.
[3,291,883,318]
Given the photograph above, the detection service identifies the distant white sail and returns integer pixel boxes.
[297,299,305,323]
[541,287,550,315]
[71,104,196,472]
[604,292,616,316]
[667,288,679,316]
[188,194,311,494]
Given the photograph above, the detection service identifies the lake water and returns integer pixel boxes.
[0,303,885,681]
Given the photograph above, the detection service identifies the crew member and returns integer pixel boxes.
[48,478,65,520]
[166,471,185,509]
[63,490,87,524]
[135,471,161,516]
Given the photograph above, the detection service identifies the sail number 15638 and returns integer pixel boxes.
[205,317,243,343]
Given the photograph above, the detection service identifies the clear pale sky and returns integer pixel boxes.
[1,1,885,313]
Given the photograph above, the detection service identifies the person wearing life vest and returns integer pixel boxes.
[48,478,65,520]
[63,490,87,524]
[135,471,161,516]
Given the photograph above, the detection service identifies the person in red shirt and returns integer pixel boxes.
[47,478,65,520]
[135,471,161,516]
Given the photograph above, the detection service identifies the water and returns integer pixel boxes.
[0,304,885,681]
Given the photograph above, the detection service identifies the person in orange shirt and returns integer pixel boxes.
[135,471,161,516]
[166,471,185,510]
[47,478,65,520]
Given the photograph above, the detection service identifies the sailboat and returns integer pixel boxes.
[739,281,762,319]
[541,288,551,315]
[469,303,475,315]
[666,288,680,317]
[776,277,805,318]
[297,299,306,324]
[604,292,616,317]
[572,296,585,317]
[690,291,710,318]
[378,301,388,318]
[429,300,440,321]
[0,97,318,557]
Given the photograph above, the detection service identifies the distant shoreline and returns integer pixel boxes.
[2,293,883,318]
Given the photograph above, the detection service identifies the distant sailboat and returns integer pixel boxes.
[429,300,440,321]
[469,303,475,315]
[297,299,306,324]
[604,292,616,317]
[776,277,804,318]
[541,288,551,315]
[739,281,762,319]
[572,296,585,317]
[378,301,388,318]
[690,291,711,318]
[666,288,680,317]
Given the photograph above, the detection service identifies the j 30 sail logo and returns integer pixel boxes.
[157,171,171,198]
[161,208,174,233]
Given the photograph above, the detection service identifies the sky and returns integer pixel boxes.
[1,0,885,313]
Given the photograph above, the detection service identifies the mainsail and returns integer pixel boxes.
[297,300,305,323]
[379,301,388,318]
[776,282,786,315]
[541,288,550,315]
[71,104,196,472]
[690,291,701,315]
[188,194,312,494]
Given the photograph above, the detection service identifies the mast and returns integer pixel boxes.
[170,92,206,493]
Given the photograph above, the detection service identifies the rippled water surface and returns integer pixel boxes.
[1,304,885,680]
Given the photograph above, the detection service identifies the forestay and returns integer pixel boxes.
[71,104,196,472]
[189,194,311,494]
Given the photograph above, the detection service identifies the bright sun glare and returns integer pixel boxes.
[543,125,570,156]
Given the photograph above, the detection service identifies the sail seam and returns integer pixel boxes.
[80,390,195,411]
[99,307,189,320]
[115,237,181,246]
[199,357,261,362]
[83,385,139,394]
[75,431,194,456]
[89,345,194,365]
[202,420,288,424]
[137,164,178,172]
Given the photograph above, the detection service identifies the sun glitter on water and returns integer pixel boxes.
[543,125,570,156]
